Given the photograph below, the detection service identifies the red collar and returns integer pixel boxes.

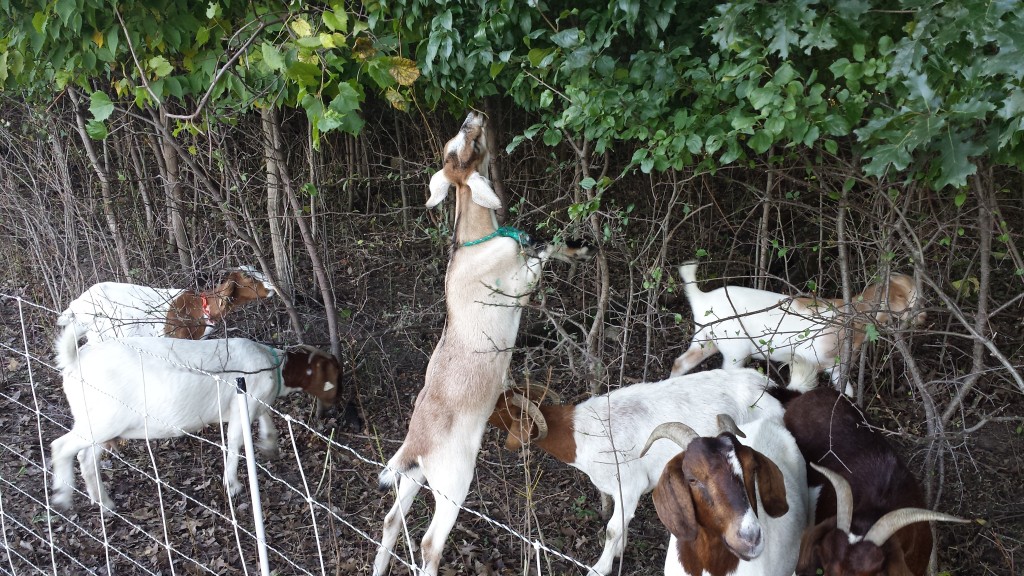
[200,294,217,326]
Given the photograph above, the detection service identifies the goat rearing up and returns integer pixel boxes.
[58,266,276,342]
[670,262,923,392]
[49,325,340,510]
[373,112,592,576]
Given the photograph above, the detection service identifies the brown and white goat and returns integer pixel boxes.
[488,369,785,575]
[671,262,922,393]
[58,266,276,342]
[784,388,966,575]
[641,413,808,576]
[50,325,340,509]
[373,112,592,576]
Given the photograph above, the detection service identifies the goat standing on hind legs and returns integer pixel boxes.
[373,112,593,576]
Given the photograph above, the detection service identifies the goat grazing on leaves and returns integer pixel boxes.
[783,388,967,575]
[641,413,808,576]
[670,262,922,392]
[50,325,340,510]
[488,369,785,576]
[373,112,592,576]
[58,266,276,342]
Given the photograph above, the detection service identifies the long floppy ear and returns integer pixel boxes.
[737,445,789,518]
[652,454,698,542]
[466,171,501,209]
[795,519,834,575]
[426,169,452,208]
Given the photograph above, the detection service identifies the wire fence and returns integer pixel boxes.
[0,292,595,575]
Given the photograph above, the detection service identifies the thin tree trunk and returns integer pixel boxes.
[155,109,191,270]
[484,98,508,224]
[262,107,293,298]
[68,87,132,278]
[268,112,341,359]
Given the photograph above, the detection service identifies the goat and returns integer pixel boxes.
[58,266,276,342]
[783,388,966,575]
[372,112,592,576]
[640,413,808,576]
[670,262,922,393]
[49,324,339,510]
[488,368,784,576]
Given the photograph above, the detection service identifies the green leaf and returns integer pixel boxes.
[852,44,865,62]
[55,0,75,26]
[749,130,772,154]
[148,56,172,77]
[550,28,580,49]
[89,91,114,121]
[32,11,46,34]
[935,132,985,190]
[85,119,107,140]
[864,323,879,343]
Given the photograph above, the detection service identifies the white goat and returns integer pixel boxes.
[50,325,340,509]
[641,414,808,576]
[488,368,785,576]
[670,262,921,392]
[58,266,276,342]
[372,112,592,576]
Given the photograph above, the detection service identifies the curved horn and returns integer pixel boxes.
[508,394,548,442]
[516,384,561,405]
[810,462,854,533]
[293,344,331,361]
[716,414,746,438]
[864,508,968,546]
[640,422,699,458]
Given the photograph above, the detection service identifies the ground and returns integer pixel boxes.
[0,227,1021,575]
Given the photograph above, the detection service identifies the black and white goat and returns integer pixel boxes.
[372,112,592,576]
[671,262,922,393]
[58,266,276,342]
[641,414,807,576]
[50,325,340,509]
[488,369,785,575]
[784,388,967,575]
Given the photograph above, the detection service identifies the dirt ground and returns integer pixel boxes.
[1,213,1022,576]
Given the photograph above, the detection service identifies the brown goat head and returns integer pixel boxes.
[796,463,966,576]
[851,273,922,327]
[282,346,342,409]
[488,386,559,450]
[645,421,790,563]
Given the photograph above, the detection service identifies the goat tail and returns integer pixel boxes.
[54,324,84,372]
[678,261,704,303]
[378,449,417,490]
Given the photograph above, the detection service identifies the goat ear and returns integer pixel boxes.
[466,171,502,210]
[426,169,452,208]
[652,454,698,542]
[737,445,789,518]
[795,521,833,576]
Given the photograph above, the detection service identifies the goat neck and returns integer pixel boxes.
[452,179,499,248]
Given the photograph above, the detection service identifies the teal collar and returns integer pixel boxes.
[462,226,532,247]
[268,347,283,398]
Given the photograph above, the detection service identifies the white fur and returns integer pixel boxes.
[660,417,808,576]
[59,282,188,341]
[567,369,784,576]
[58,270,276,342]
[50,327,300,510]
[373,112,591,576]
[671,263,918,394]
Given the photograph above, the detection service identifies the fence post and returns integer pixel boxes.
[236,377,271,576]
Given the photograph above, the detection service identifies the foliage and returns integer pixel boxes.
[0,0,413,142]
[364,0,1024,193]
